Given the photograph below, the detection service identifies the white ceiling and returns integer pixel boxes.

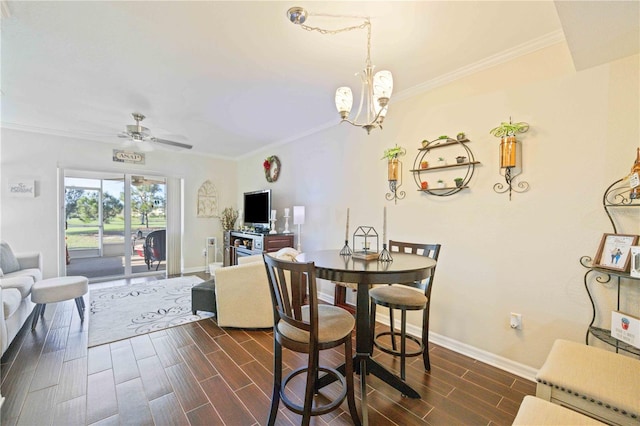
[1,1,638,159]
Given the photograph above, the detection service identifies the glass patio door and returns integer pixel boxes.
[64,171,167,281]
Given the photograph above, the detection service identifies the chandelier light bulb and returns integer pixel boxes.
[373,70,393,107]
[335,87,354,119]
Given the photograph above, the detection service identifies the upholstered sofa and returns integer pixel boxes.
[213,248,299,328]
[0,242,41,356]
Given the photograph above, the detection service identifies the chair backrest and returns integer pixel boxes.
[145,229,166,261]
[388,240,441,297]
[263,254,318,348]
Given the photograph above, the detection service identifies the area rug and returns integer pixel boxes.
[88,276,214,347]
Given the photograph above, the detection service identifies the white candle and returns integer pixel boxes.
[345,208,350,241]
[284,208,290,217]
[383,206,387,243]
[271,209,276,220]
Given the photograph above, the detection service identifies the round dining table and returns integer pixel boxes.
[297,249,437,425]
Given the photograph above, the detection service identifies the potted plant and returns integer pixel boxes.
[421,181,428,190]
[456,156,467,164]
[437,179,445,188]
[420,160,429,169]
[437,157,446,166]
[220,207,239,231]
[457,132,466,141]
[382,145,406,181]
[454,177,464,188]
[490,121,529,169]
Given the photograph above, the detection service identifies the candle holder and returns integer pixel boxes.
[352,226,379,260]
[269,218,277,234]
[340,240,352,256]
[378,243,393,261]
[283,214,291,233]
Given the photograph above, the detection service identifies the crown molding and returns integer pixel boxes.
[393,30,566,103]
[1,121,108,142]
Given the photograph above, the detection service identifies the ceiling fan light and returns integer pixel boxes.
[335,87,353,119]
[373,70,393,102]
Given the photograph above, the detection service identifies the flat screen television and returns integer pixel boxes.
[243,189,271,229]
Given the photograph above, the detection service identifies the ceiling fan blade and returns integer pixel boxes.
[152,138,193,150]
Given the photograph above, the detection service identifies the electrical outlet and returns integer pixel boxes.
[202,249,207,257]
[510,313,522,329]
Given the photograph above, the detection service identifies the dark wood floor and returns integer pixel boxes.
[1,276,535,426]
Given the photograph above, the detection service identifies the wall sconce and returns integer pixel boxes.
[382,146,406,204]
[490,119,530,200]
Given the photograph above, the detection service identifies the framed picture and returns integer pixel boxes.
[593,233,639,272]
[630,246,640,278]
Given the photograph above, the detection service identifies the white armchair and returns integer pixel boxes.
[213,248,299,328]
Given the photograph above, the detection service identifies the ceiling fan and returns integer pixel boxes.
[118,112,192,150]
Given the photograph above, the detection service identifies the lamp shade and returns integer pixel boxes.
[373,70,393,102]
[293,206,305,225]
[335,87,353,117]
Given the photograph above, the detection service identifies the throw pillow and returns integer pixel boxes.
[0,241,21,274]
[274,247,300,262]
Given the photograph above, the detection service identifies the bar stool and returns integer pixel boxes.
[369,241,441,380]
[262,254,361,426]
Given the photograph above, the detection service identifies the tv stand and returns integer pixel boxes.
[223,230,294,266]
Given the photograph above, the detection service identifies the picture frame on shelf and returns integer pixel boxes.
[630,246,640,278]
[593,233,639,272]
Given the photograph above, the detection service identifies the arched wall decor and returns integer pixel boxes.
[197,180,218,218]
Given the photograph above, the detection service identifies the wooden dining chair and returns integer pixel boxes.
[369,240,441,380]
[262,254,361,426]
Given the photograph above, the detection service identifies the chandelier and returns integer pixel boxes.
[287,6,393,134]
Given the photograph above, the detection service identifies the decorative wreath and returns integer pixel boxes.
[263,155,281,182]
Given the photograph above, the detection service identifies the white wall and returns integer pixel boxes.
[238,44,640,370]
[0,130,237,276]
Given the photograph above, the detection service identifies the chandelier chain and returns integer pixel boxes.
[300,20,372,65]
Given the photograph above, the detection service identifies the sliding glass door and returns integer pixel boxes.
[64,170,167,281]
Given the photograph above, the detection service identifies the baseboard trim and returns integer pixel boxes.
[318,291,537,382]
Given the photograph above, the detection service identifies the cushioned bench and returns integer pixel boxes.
[535,339,640,426]
[31,276,88,331]
[514,396,605,425]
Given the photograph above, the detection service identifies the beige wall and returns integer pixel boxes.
[237,44,640,371]
[0,130,237,276]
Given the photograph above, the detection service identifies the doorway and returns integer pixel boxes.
[63,170,167,281]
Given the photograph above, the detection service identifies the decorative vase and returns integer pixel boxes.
[499,136,518,168]
[456,156,466,164]
[421,181,428,190]
[437,182,445,189]
[388,158,399,181]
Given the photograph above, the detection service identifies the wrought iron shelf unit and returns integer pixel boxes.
[580,178,640,355]
[411,138,480,196]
